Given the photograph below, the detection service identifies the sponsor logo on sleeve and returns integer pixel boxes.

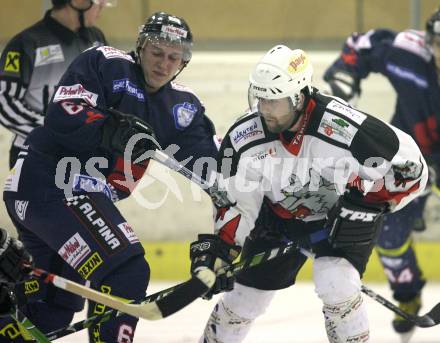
[318,111,358,145]
[24,280,40,295]
[97,46,134,62]
[229,117,265,151]
[4,51,20,73]
[34,44,64,67]
[327,100,367,125]
[58,233,91,268]
[14,200,29,221]
[53,84,98,106]
[172,102,197,129]
[112,78,145,102]
[65,195,125,255]
[78,252,103,279]
[117,222,140,244]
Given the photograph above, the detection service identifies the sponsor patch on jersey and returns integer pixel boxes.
[60,101,84,115]
[65,195,125,255]
[4,51,20,73]
[54,84,98,106]
[72,174,114,201]
[327,100,367,125]
[24,280,40,295]
[78,252,103,279]
[229,117,265,151]
[117,222,140,244]
[318,111,358,145]
[97,46,134,62]
[58,233,91,268]
[173,102,197,129]
[112,78,145,102]
[251,147,276,162]
[35,44,64,67]
[14,200,29,221]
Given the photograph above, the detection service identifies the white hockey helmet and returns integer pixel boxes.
[248,45,313,109]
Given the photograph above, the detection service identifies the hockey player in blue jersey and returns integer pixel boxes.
[323,7,440,338]
[1,12,218,343]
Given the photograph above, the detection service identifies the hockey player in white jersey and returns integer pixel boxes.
[189,45,428,342]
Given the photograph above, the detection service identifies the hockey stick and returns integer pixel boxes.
[30,267,215,321]
[10,308,50,343]
[298,247,440,328]
[43,242,298,341]
[151,150,233,208]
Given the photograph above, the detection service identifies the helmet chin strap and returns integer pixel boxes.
[68,0,93,31]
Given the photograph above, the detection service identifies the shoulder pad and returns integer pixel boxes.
[228,113,267,152]
[96,46,134,63]
[393,30,431,62]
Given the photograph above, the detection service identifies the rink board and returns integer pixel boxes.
[142,241,440,281]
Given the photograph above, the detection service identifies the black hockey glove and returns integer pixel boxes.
[0,284,14,317]
[190,234,241,300]
[0,228,33,285]
[101,108,158,162]
[324,68,360,103]
[326,191,386,249]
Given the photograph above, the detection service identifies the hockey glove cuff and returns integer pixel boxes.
[326,191,386,249]
[324,69,360,103]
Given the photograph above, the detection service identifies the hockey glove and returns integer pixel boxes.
[0,284,13,317]
[324,69,360,103]
[326,191,386,249]
[0,228,33,285]
[101,108,158,162]
[190,234,241,300]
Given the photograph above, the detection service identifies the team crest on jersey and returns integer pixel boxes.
[173,102,197,129]
[54,84,98,106]
[35,44,64,67]
[3,51,20,73]
[97,46,134,63]
[229,117,265,151]
[318,111,358,145]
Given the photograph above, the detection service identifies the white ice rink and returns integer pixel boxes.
[56,281,440,342]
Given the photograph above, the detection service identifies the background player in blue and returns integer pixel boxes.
[323,7,440,339]
[1,11,218,343]
[0,0,113,169]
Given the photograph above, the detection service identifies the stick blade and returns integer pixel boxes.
[155,270,214,319]
[417,303,440,328]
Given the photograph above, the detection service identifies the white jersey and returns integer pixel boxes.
[215,92,428,246]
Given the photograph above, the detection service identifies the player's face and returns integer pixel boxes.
[140,42,185,93]
[431,36,440,70]
[258,97,297,133]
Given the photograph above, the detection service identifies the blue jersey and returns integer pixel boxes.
[4,46,218,201]
[324,29,440,162]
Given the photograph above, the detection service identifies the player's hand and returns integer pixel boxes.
[324,68,360,103]
[0,228,33,285]
[101,108,158,162]
[190,234,241,300]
